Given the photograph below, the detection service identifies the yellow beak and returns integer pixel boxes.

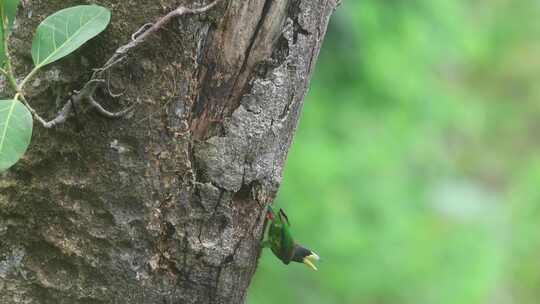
[303,253,320,271]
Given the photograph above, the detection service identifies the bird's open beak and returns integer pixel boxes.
[303,253,320,271]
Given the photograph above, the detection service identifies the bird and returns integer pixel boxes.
[263,206,320,271]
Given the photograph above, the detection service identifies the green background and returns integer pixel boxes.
[249,1,540,303]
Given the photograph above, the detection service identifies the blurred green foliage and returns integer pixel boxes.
[249,1,540,303]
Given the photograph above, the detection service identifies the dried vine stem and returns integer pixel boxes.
[30,0,223,128]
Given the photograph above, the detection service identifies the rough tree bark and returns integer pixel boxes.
[0,0,336,303]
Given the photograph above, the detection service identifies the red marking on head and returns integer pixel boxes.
[266,211,274,220]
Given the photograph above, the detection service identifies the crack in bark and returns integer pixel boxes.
[155,194,182,278]
[290,0,311,43]
[190,0,290,139]
[226,0,275,110]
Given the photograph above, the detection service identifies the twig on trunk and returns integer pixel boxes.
[33,0,223,128]
[88,96,134,118]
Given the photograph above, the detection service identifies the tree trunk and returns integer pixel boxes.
[0,0,336,303]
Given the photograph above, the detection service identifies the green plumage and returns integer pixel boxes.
[267,207,295,264]
[264,206,320,270]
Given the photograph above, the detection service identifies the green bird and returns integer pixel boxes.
[263,206,320,271]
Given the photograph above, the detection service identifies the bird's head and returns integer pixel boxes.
[266,205,275,220]
[292,245,320,271]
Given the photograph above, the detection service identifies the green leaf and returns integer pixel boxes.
[3,0,20,27]
[31,5,110,68]
[0,0,21,67]
[0,99,32,171]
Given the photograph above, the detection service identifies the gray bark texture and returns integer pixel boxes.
[0,0,336,303]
